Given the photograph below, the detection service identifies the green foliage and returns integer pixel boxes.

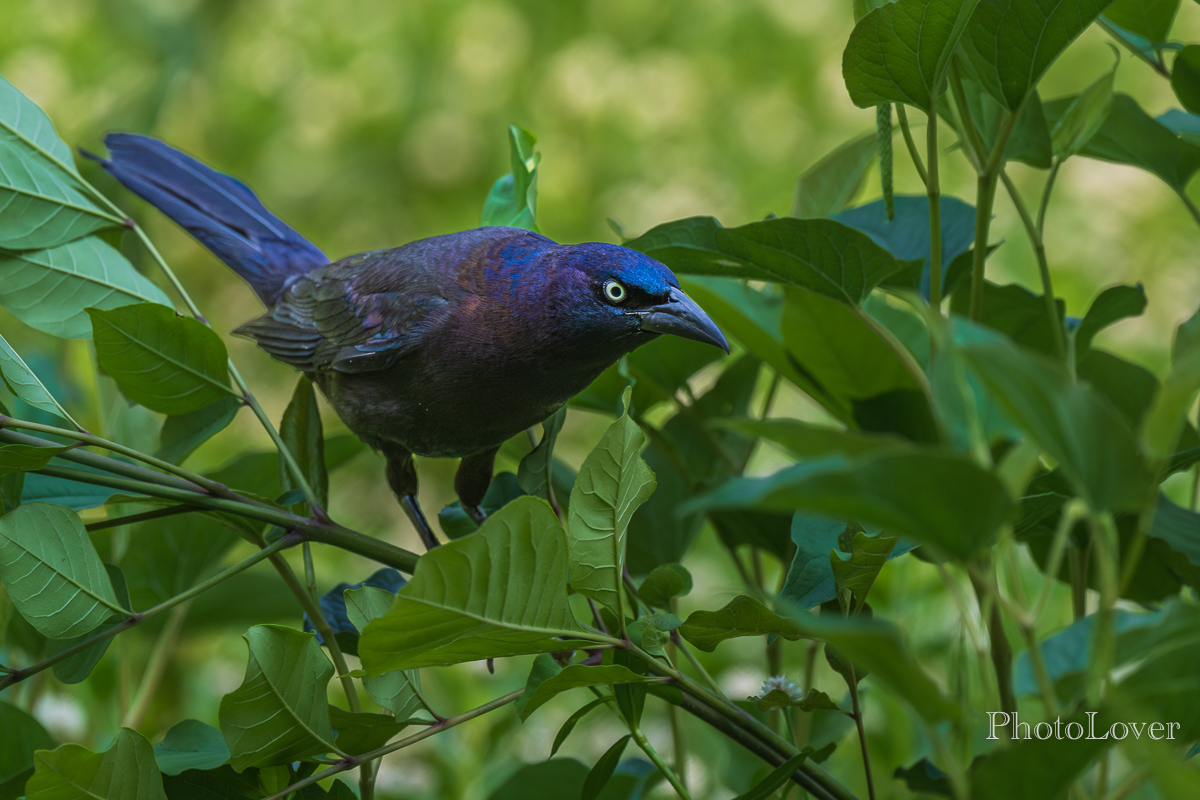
[3,7,1200,800]
[88,303,235,415]
[218,625,339,770]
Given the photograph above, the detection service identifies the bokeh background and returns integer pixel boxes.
[2,0,1199,798]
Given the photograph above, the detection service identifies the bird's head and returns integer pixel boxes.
[545,242,730,355]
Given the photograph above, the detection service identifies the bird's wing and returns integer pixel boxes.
[234,228,551,373]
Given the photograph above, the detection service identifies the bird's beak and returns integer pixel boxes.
[637,287,730,353]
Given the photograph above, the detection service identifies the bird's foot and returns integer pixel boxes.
[402,494,441,551]
[466,505,488,527]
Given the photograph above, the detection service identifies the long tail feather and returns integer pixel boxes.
[87,134,327,305]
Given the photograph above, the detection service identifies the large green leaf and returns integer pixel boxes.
[489,758,659,800]
[1103,0,1179,42]
[0,141,118,251]
[0,238,171,340]
[0,443,72,477]
[518,407,566,503]
[152,719,231,776]
[88,303,236,415]
[568,389,656,616]
[1050,58,1116,160]
[0,700,55,784]
[1044,93,1200,195]
[0,75,77,174]
[1074,284,1146,360]
[46,564,130,684]
[359,497,596,673]
[958,330,1148,510]
[690,449,1010,558]
[831,530,900,611]
[27,728,165,800]
[0,333,75,424]
[279,375,327,508]
[328,707,407,756]
[1172,46,1200,116]
[344,585,426,720]
[844,0,981,109]
[0,502,123,638]
[716,418,902,461]
[781,287,918,414]
[962,0,1118,111]
[942,73,1054,168]
[793,132,876,218]
[678,595,808,652]
[481,125,539,232]
[624,216,919,305]
[968,714,1108,799]
[218,625,340,769]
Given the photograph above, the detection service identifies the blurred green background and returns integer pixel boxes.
[3,0,1200,797]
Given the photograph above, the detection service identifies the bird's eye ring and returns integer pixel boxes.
[603,280,626,304]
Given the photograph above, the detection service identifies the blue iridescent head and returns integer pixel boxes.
[546,241,729,354]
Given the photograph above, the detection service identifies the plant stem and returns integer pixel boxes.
[85,504,202,532]
[969,569,1016,715]
[669,631,728,700]
[261,689,525,800]
[927,102,944,310]
[632,724,693,799]
[847,669,876,800]
[894,105,929,187]
[29,462,420,572]
[1037,160,1061,236]
[969,172,1000,320]
[668,700,687,792]
[0,534,297,692]
[1069,543,1090,620]
[1177,188,1200,230]
[999,169,1066,359]
[122,602,190,729]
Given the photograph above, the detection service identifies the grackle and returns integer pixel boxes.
[89,134,728,550]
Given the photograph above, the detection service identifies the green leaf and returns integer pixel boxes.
[678,595,808,652]
[582,736,631,800]
[359,496,594,672]
[0,333,75,425]
[624,216,919,305]
[46,564,130,684]
[328,707,407,756]
[968,715,1108,800]
[514,652,564,719]
[732,753,811,800]
[156,396,241,465]
[0,142,118,251]
[218,624,340,769]
[518,407,566,502]
[1145,310,1200,460]
[755,688,840,713]
[522,664,654,721]
[550,698,609,757]
[0,700,55,784]
[1103,0,1179,42]
[1051,56,1117,159]
[781,287,919,417]
[481,125,539,232]
[88,303,236,415]
[0,502,123,638]
[716,418,900,461]
[1044,93,1200,195]
[843,0,981,109]
[949,280,1065,357]
[831,531,900,611]
[568,388,656,616]
[27,728,165,800]
[279,375,327,508]
[958,330,1149,510]
[0,74,77,174]
[1173,46,1200,115]
[153,719,231,776]
[962,0,1119,111]
[637,563,693,607]
[343,586,426,720]
[691,450,1011,558]
[1074,284,1146,359]
[0,443,71,477]
[793,133,876,218]
[489,758,658,800]
[0,238,172,340]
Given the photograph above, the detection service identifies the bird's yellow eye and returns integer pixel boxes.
[604,280,626,304]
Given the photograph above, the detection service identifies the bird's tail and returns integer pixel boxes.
[87,133,327,305]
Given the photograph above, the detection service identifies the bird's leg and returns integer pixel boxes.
[455,448,499,527]
[382,444,440,551]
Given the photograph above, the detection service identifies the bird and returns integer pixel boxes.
[88,134,729,550]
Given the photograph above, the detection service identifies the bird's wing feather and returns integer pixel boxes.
[233,228,548,373]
